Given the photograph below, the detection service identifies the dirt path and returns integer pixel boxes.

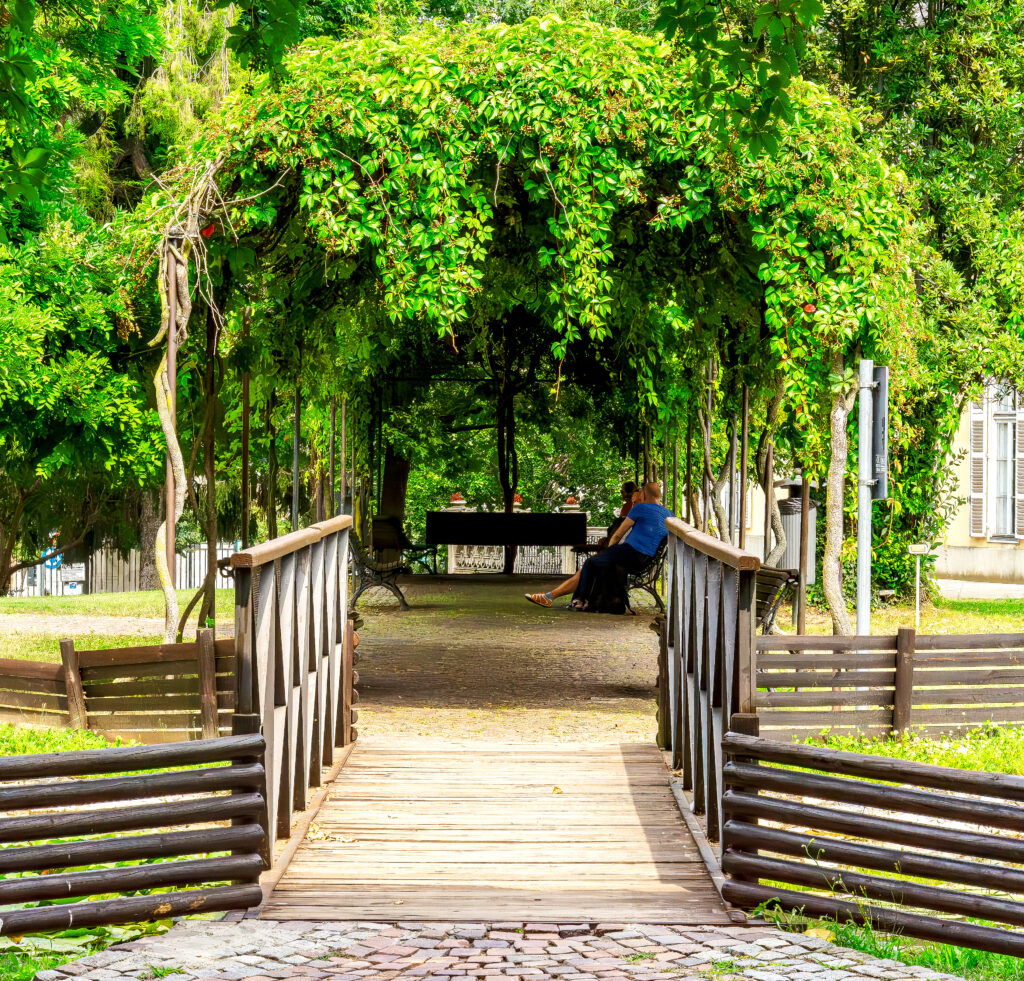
[353,576,662,743]
[0,613,167,636]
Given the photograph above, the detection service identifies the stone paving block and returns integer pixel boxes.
[35,919,974,981]
[556,926,590,938]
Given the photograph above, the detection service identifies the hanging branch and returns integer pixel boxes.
[144,154,259,640]
[150,235,192,643]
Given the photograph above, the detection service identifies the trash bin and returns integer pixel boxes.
[778,496,816,584]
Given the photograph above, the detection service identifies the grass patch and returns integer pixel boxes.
[0,631,161,664]
[0,723,125,755]
[799,596,1024,636]
[699,960,743,978]
[0,588,233,621]
[810,724,1024,775]
[825,918,1024,981]
[0,948,81,981]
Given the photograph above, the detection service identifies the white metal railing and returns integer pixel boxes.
[10,542,238,597]
[447,525,606,575]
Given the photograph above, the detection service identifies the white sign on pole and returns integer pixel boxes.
[60,563,86,583]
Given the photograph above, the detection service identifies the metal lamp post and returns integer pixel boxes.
[909,542,929,628]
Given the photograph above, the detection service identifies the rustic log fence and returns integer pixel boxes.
[661,519,1024,954]
[0,734,267,935]
[756,629,1024,740]
[720,730,1024,956]
[229,514,356,856]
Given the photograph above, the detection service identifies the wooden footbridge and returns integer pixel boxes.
[3,516,1024,957]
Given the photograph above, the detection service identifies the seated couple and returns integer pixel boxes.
[526,481,673,613]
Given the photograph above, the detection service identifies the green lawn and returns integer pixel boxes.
[764,914,1024,981]
[797,595,1024,635]
[0,723,126,755]
[810,724,1024,775]
[0,631,162,664]
[0,588,234,620]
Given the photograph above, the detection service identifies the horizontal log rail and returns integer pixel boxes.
[664,517,761,571]
[230,514,357,857]
[0,734,266,935]
[721,729,1024,957]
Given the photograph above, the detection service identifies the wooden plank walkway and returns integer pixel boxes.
[261,739,731,923]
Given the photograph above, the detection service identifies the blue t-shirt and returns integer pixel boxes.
[624,502,673,556]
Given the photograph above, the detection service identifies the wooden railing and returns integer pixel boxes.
[756,629,1024,740]
[229,514,356,857]
[0,734,266,934]
[721,731,1024,956]
[661,517,760,845]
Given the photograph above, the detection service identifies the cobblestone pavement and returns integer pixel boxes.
[36,920,965,981]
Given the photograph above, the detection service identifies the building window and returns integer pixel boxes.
[993,418,1016,538]
[970,383,1023,540]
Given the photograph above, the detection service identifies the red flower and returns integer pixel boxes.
[566,496,578,506]
[803,302,817,314]
[513,494,523,503]
[200,222,216,239]
[450,492,464,502]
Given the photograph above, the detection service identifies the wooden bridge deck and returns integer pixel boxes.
[261,739,730,923]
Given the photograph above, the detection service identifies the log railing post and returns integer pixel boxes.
[656,612,670,751]
[736,568,757,716]
[197,628,219,739]
[59,639,88,731]
[893,626,916,736]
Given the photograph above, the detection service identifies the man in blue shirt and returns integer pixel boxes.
[526,482,673,610]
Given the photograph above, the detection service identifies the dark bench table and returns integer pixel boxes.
[425,511,587,547]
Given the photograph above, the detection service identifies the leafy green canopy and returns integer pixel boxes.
[160,15,914,437]
[0,220,162,581]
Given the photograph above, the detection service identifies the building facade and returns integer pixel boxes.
[937,384,1024,582]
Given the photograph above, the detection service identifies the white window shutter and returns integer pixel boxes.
[1016,401,1024,538]
[969,399,987,537]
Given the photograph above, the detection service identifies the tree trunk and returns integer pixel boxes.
[152,245,190,644]
[756,381,788,567]
[377,447,411,564]
[496,384,518,574]
[138,491,161,590]
[197,303,219,631]
[266,393,278,541]
[823,352,857,635]
[711,458,730,543]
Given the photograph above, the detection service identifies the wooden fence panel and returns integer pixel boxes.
[0,658,68,728]
[721,730,1024,956]
[0,734,266,934]
[754,629,1024,739]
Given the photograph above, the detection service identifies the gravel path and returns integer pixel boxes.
[353,576,660,742]
[0,613,167,636]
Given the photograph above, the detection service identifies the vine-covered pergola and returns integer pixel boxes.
[131,16,919,639]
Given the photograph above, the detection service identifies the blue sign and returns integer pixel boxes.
[42,546,62,570]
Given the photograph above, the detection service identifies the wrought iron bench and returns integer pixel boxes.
[625,538,668,613]
[755,565,799,633]
[349,531,411,611]
[371,516,438,575]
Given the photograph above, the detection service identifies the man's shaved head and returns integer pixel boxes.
[643,481,663,502]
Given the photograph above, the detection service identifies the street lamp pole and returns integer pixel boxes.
[856,359,875,635]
